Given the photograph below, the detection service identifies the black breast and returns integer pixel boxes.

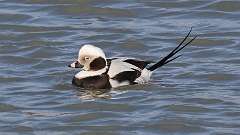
[72,74,111,89]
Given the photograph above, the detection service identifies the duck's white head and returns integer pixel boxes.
[68,44,107,71]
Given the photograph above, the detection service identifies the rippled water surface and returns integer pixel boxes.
[0,0,240,135]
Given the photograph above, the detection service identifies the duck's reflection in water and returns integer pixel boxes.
[76,88,112,99]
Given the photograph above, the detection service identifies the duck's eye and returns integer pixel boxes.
[84,57,90,61]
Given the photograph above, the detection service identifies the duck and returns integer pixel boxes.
[68,29,197,89]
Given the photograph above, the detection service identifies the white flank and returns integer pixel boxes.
[135,68,152,84]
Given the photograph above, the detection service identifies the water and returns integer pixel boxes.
[0,0,240,134]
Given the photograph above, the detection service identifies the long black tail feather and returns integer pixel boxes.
[147,28,197,71]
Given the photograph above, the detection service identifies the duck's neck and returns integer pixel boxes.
[75,67,107,79]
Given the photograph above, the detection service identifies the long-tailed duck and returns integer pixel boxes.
[69,29,197,89]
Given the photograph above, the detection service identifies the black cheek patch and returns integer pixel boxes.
[89,57,106,71]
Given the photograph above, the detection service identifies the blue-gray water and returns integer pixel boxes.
[0,0,240,135]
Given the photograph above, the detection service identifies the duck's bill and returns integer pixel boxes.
[68,61,83,68]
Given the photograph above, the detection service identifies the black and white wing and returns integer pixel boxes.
[107,58,152,87]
